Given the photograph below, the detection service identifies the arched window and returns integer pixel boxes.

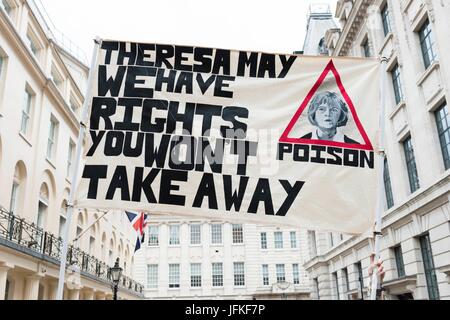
[59,201,67,238]
[10,162,26,215]
[37,183,49,229]
[101,232,107,261]
[109,239,114,265]
[76,213,84,238]
[89,226,96,256]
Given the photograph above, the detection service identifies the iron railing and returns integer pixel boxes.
[0,207,144,295]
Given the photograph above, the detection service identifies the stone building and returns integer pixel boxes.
[0,0,144,300]
[305,0,450,300]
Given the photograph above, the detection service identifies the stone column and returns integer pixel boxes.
[0,265,12,300]
[68,289,80,300]
[83,289,95,300]
[95,292,106,300]
[48,281,58,300]
[23,276,41,300]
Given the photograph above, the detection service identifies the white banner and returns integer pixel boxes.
[75,40,380,234]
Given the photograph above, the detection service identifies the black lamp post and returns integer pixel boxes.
[110,258,123,300]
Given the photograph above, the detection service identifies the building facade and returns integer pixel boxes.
[0,0,143,300]
[134,216,311,300]
[305,0,450,300]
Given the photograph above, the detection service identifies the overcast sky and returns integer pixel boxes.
[38,0,337,62]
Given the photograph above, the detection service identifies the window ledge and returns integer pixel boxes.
[378,32,394,56]
[416,61,440,87]
[388,101,407,120]
[19,132,32,147]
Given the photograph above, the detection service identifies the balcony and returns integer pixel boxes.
[0,207,144,297]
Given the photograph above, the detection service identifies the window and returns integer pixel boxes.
[355,262,364,295]
[211,224,222,244]
[212,263,223,287]
[190,224,201,245]
[50,65,64,93]
[314,278,320,300]
[403,137,420,193]
[290,231,297,248]
[362,38,372,57]
[234,262,245,286]
[381,3,392,37]
[1,0,12,15]
[435,102,450,170]
[67,141,75,178]
[168,264,180,288]
[260,232,267,249]
[147,264,158,288]
[262,265,269,286]
[232,224,243,244]
[169,225,180,245]
[394,245,405,277]
[342,268,349,292]
[37,184,49,229]
[9,182,18,214]
[190,263,202,287]
[333,272,340,300]
[384,158,394,209]
[89,236,95,255]
[69,97,79,113]
[309,231,317,256]
[418,19,437,69]
[59,203,67,238]
[25,29,40,58]
[47,117,58,159]
[391,64,404,105]
[292,264,300,284]
[20,89,33,136]
[148,225,159,246]
[419,234,440,300]
[329,233,334,248]
[274,231,283,249]
[276,264,285,283]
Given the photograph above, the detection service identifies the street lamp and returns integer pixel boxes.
[110,258,123,300]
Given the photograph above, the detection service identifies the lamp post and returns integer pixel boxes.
[110,258,123,300]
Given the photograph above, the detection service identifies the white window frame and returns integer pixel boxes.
[260,232,267,249]
[293,264,300,284]
[168,264,180,288]
[211,224,222,244]
[276,264,286,283]
[262,264,269,286]
[148,225,159,246]
[169,225,180,246]
[147,264,158,289]
[290,231,297,249]
[233,262,245,287]
[20,88,33,136]
[232,224,243,244]
[190,263,202,288]
[190,224,201,245]
[47,116,58,160]
[212,262,223,287]
[274,231,283,249]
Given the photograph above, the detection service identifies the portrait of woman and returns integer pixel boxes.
[301,91,360,144]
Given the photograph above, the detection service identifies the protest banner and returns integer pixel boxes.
[74,41,380,234]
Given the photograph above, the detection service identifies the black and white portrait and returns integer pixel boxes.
[301,91,360,144]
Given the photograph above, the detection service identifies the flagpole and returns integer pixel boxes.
[370,56,388,300]
[56,37,102,300]
[72,210,110,243]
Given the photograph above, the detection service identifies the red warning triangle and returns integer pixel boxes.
[280,60,374,151]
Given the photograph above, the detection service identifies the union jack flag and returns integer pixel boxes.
[125,211,149,252]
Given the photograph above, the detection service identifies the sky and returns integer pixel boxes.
[38,0,338,64]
